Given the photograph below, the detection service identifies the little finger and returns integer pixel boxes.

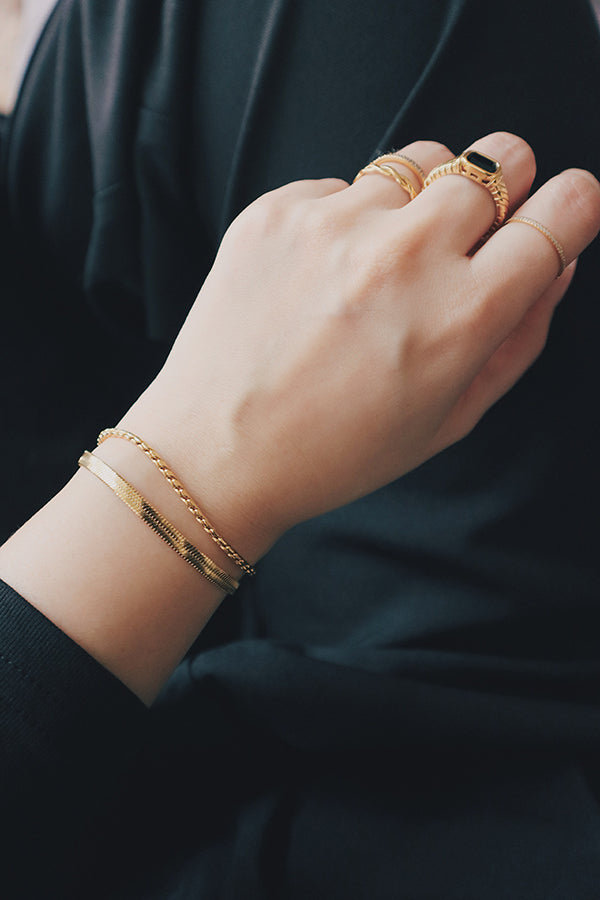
[470,167,600,345]
[433,265,575,451]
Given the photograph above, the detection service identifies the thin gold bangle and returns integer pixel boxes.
[78,451,239,595]
[97,428,255,577]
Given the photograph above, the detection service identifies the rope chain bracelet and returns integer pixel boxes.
[97,428,256,577]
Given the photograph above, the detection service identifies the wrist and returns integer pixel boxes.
[0,458,226,704]
[116,379,284,566]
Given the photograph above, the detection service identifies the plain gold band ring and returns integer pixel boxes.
[354,162,419,200]
[505,216,567,278]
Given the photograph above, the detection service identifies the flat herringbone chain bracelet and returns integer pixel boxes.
[79,451,239,594]
[97,428,255,577]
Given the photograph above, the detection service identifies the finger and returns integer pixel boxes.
[413,131,536,255]
[349,140,454,210]
[470,168,600,344]
[434,264,575,450]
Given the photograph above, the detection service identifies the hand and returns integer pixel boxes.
[126,132,600,561]
[3,131,599,702]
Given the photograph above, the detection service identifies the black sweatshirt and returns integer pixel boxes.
[2,1,600,897]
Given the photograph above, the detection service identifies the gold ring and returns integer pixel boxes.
[354,162,420,201]
[423,149,509,240]
[369,153,426,189]
[505,216,567,277]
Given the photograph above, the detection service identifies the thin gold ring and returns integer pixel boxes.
[423,149,509,240]
[368,153,426,189]
[505,216,567,277]
[354,162,419,200]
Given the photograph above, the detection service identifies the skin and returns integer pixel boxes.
[0,0,22,115]
[1,132,599,704]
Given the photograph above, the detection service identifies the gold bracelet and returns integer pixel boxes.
[78,451,239,595]
[97,428,255,577]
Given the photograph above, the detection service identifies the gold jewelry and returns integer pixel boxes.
[370,153,426,189]
[78,451,239,594]
[423,149,509,238]
[505,216,567,277]
[97,428,255,576]
[353,162,419,200]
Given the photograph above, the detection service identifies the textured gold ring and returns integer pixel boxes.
[369,153,426,189]
[505,216,567,277]
[423,149,509,240]
[354,162,420,201]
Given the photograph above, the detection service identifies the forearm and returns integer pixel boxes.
[0,415,256,705]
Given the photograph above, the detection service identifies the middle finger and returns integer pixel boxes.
[410,131,537,255]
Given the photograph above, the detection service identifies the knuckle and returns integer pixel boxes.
[392,214,435,263]
[320,177,350,192]
[474,131,536,176]
[555,168,600,235]
[487,130,533,159]
[352,222,431,303]
[493,130,532,153]
[404,139,453,158]
[230,190,295,242]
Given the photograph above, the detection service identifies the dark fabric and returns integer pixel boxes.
[0,579,147,898]
[1,0,600,897]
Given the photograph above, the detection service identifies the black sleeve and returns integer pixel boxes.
[0,578,148,898]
